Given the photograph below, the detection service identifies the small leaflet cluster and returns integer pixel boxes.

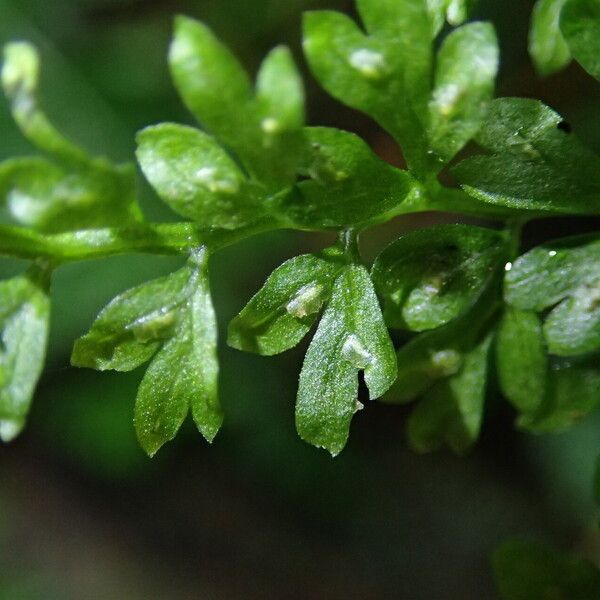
[0,0,599,463]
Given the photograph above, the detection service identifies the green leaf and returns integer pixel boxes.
[296,265,397,456]
[544,286,600,355]
[372,224,506,331]
[561,0,600,82]
[505,235,600,310]
[278,127,416,229]
[493,539,600,600]
[445,0,479,25]
[427,0,479,33]
[1,42,141,232]
[134,335,191,457]
[518,358,600,432]
[73,251,224,455]
[428,0,450,34]
[407,331,493,454]
[136,123,263,229]
[169,15,252,148]
[0,269,50,442]
[228,247,344,356]
[302,3,433,175]
[2,42,88,165]
[72,267,193,372]
[429,22,499,163]
[529,0,571,76]
[383,278,500,404]
[255,47,304,137]
[252,46,306,186]
[505,235,600,355]
[135,253,222,456]
[0,157,139,233]
[453,98,600,214]
[169,17,304,188]
[496,309,547,414]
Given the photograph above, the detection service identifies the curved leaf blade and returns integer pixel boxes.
[453,98,600,213]
[72,267,193,372]
[372,224,506,331]
[169,16,252,144]
[2,42,88,165]
[561,0,600,81]
[302,8,432,174]
[228,249,343,356]
[279,127,416,229]
[136,123,262,229]
[429,22,499,163]
[505,235,600,355]
[518,358,600,432]
[529,0,571,76]
[496,309,547,414]
[0,270,50,442]
[133,253,222,456]
[505,235,600,310]
[296,265,396,456]
[407,331,493,455]
[544,288,600,355]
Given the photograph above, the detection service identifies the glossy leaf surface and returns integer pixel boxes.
[169,16,304,188]
[136,123,262,229]
[72,267,192,372]
[296,265,396,456]
[280,127,416,229]
[372,224,506,331]
[0,270,50,442]
[505,235,600,355]
[228,248,344,356]
[428,22,498,162]
[302,3,433,174]
[73,251,222,456]
[562,0,600,81]
[384,280,500,404]
[135,254,222,456]
[453,98,600,213]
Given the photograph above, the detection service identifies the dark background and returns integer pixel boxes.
[1,1,599,598]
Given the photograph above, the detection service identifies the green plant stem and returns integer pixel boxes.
[339,228,362,263]
[0,218,278,263]
[506,218,526,260]
[0,186,537,265]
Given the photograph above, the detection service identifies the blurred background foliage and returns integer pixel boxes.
[0,0,599,598]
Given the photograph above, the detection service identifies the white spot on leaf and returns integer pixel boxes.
[194,167,239,194]
[341,334,372,369]
[286,283,325,318]
[261,117,282,134]
[348,49,386,79]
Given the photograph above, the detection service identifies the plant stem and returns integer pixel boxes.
[339,228,362,264]
[506,218,526,260]
[0,218,278,263]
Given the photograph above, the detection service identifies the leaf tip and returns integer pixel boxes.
[0,418,25,443]
[137,433,168,459]
[2,40,39,98]
[194,409,224,444]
